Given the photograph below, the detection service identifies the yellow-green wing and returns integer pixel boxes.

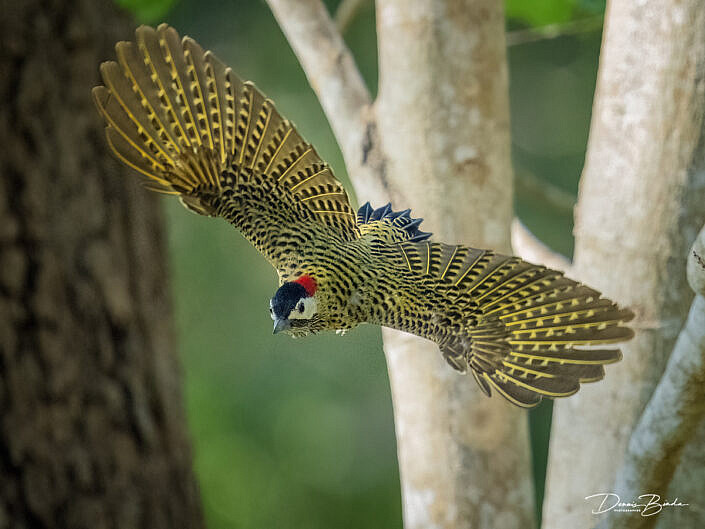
[391,240,634,407]
[92,24,357,239]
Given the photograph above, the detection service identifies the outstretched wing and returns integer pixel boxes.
[92,24,358,262]
[383,240,634,407]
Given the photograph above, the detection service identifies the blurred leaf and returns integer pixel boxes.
[506,0,574,26]
[115,0,178,23]
[577,0,606,15]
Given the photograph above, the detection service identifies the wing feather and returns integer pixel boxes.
[385,241,634,407]
[94,24,357,240]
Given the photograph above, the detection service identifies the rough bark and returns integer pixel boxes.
[0,1,203,527]
[267,1,533,528]
[543,2,705,528]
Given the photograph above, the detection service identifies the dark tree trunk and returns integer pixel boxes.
[0,0,203,527]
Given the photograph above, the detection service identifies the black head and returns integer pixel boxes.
[270,282,307,320]
[269,281,318,334]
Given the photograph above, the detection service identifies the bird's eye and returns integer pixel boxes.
[298,302,305,314]
[269,307,274,314]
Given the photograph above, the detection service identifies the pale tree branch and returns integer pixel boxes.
[600,226,705,529]
[511,218,571,273]
[375,2,532,528]
[515,169,575,213]
[265,0,388,200]
[543,2,705,528]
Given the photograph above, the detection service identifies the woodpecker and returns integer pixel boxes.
[93,25,635,407]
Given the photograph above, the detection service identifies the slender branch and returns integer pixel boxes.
[265,0,388,201]
[339,9,606,49]
[600,225,705,529]
[515,169,575,213]
[511,218,571,273]
[334,0,370,34]
[506,15,604,47]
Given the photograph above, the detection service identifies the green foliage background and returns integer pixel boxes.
[112,1,604,527]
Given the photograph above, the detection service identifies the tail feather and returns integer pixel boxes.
[484,374,542,408]
[499,368,581,398]
[503,357,605,382]
[509,348,623,365]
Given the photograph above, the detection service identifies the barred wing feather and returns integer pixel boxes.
[392,241,634,407]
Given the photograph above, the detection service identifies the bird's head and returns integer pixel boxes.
[269,275,319,336]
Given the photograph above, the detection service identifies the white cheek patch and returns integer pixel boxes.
[269,299,276,321]
[288,296,317,320]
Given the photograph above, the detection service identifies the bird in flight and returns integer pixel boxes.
[93,24,634,407]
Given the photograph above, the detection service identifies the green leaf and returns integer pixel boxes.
[115,0,178,23]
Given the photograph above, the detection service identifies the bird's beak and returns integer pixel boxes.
[273,318,290,335]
